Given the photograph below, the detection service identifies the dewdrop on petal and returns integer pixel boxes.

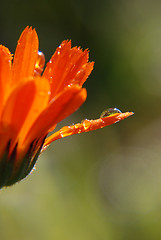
[100,108,122,118]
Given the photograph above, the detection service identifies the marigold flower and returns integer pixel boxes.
[0,26,133,189]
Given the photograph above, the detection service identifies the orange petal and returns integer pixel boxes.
[43,40,94,98]
[1,80,36,149]
[23,85,87,150]
[72,61,94,86]
[12,26,39,85]
[0,125,16,158]
[43,112,134,149]
[0,45,12,117]
[18,76,51,145]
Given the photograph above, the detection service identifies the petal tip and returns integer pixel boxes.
[113,111,134,121]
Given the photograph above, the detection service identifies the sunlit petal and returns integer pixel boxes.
[22,85,87,151]
[12,26,38,84]
[18,76,51,147]
[43,40,94,98]
[1,80,36,150]
[0,45,12,117]
[43,112,134,149]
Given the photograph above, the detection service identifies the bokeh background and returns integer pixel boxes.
[1,0,161,239]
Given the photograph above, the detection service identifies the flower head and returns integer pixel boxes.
[0,26,133,189]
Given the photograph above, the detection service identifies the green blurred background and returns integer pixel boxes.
[1,0,161,239]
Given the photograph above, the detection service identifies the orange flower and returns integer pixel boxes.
[0,26,133,189]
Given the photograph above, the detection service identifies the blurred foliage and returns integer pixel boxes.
[1,0,161,239]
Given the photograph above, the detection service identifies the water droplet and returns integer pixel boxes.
[34,51,45,76]
[100,108,122,118]
[81,119,88,124]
